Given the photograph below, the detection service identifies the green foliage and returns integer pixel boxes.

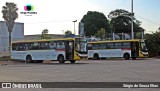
[95,28,106,40]
[65,30,72,35]
[108,9,144,34]
[108,9,132,19]
[2,2,18,53]
[40,29,51,39]
[145,31,160,57]
[81,11,110,37]
[2,2,18,32]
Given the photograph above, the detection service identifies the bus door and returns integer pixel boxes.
[65,41,74,60]
[131,42,139,58]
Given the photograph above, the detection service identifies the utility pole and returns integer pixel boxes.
[131,0,134,39]
[73,20,77,35]
[62,30,64,34]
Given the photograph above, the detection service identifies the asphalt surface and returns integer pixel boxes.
[0,58,160,91]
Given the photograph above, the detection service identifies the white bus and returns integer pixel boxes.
[87,39,148,60]
[11,37,87,63]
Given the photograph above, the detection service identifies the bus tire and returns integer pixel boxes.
[36,60,44,63]
[93,53,100,60]
[132,57,137,60]
[58,55,65,63]
[124,53,130,60]
[70,60,76,63]
[26,55,33,63]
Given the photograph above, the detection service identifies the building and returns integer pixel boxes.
[24,34,65,40]
[0,21,24,56]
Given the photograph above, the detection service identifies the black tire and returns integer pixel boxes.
[26,55,33,63]
[93,53,99,60]
[124,53,130,60]
[132,57,137,60]
[36,60,44,63]
[34,60,38,63]
[101,58,106,60]
[70,60,76,63]
[58,55,65,63]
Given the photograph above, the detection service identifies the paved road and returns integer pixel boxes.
[0,58,160,91]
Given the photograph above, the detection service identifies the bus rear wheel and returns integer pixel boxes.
[70,60,76,63]
[132,57,137,60]
[35,60,44,63]
[58,55,65,63]
[124,53,130,60]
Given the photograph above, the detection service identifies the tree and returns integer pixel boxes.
[40,29,51,39]
[65,30,72,35]
[158,27,160,31]
[145,30,160,57]
[81,11,110,37]
[2,2,18,55]
[108,9,144,35]
[95,28,106,40]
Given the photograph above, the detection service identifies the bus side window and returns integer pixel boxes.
[25,44,28,50]
[18,43,26,51]
[100,43,106,49]
[87,44,92,50]
[49,41,56,49]
[40,42,50,49]
[57,41,65,49]
[115,43,122,49]
[31,42,40,50]
[92,44,99,49]
[15,47,18,51]
[12,43,17,50]
[107,43,114,49]
[29,43,33,50]
[27,43,33,50]
[61,42,65,49]
[122,43,130,49]
[45,42,50,49]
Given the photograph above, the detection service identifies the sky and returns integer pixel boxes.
[0,0,160,35]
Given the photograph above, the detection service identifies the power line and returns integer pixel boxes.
[25,19,81,24]
[135,14,160,25]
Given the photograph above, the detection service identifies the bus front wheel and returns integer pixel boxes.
[35,60,44,63]
[93,53,100,60]
[58,55,65,63]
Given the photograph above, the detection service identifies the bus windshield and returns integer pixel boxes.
[75,38,87,53]
[140,42,148,52]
